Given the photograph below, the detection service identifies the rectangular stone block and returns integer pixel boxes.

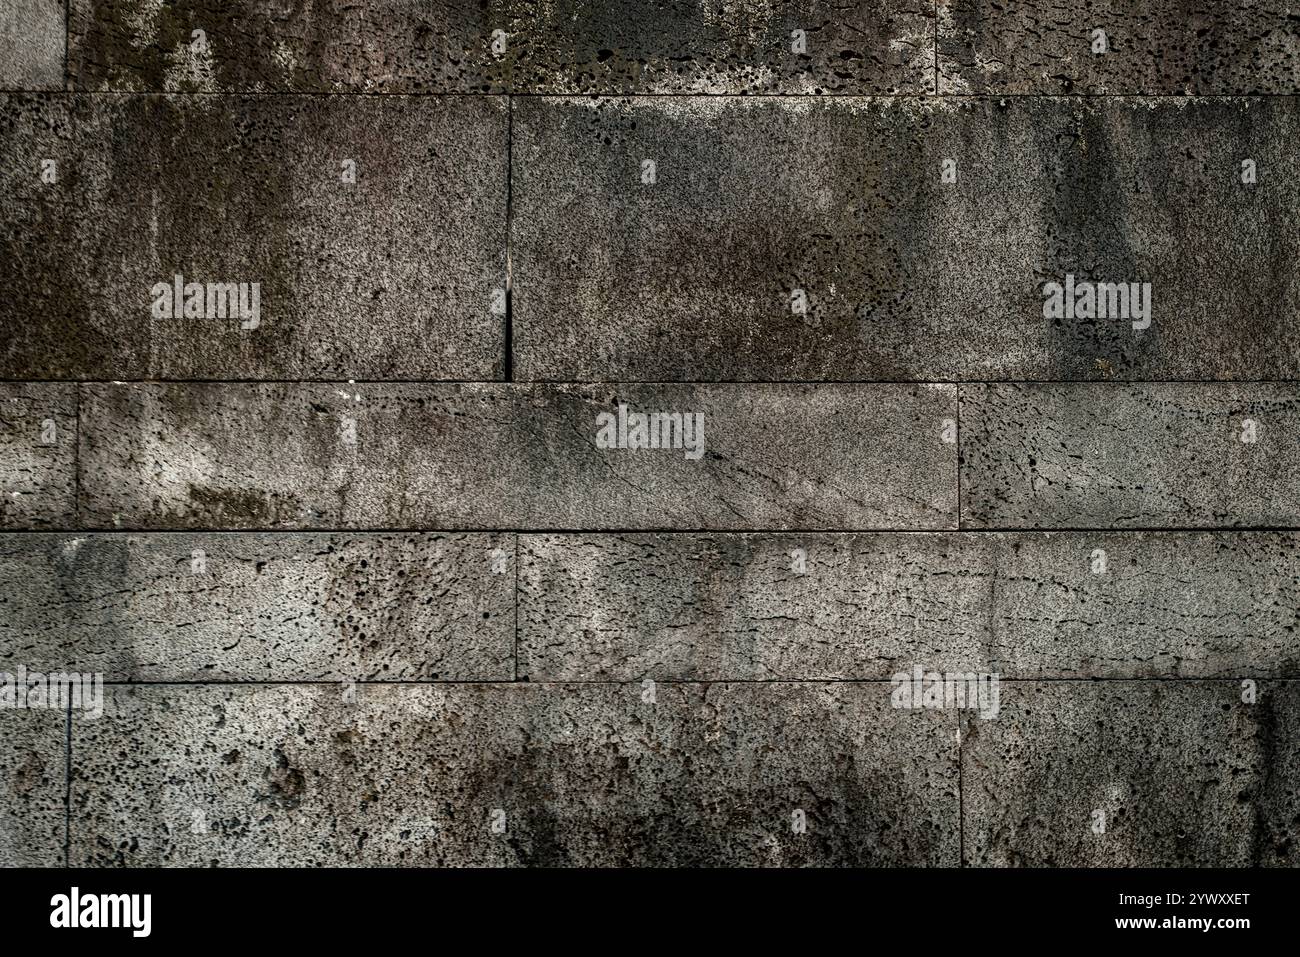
[520,531,1300,681]
[987,532,1300,679]
[514,97,1300,381]
[1,0,64,89]
[940,0,1300,94]
[0,383,76,529]
[68,0,503,93]
[960,384,1300,528]
[0,93,507,379]
[77,382,958,530]
[68,0,933,94]
[69,683,958,866]
[0,707,67,867]
[962,681,1296,866]
[0,533,515,681]
[519,533,991,680]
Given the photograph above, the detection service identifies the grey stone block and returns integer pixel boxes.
[940,0,1300,94]
[987,532,1300,679]
[1,0,64,90]
[960,384,1300,528]
[520,531,1300,681]
[0,533,515,681]
[68,0,933,94]
[68,0,504,93]
[77,382,958,530]
[962,681,1295,866]
[519,533,991,680]
[0,93,507,379]
[0,383,76,529]
[515,96,1300,381]
[69,682,958,866]
[503,0,935,94]
[0,706,67,867]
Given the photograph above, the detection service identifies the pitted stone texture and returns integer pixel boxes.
[0,383,76,530]
[70,683,958,866]
[939,0,1300,94]
[1,0,64,89]
[503,0,935,94]
[1253,681,1300,866]
[68,0,933,94]
[516,97,1300,382]
[519,533,991,680]
[960,384,1300,528]
[0,533,514,681]
[963,681,1294,866]
[520,532,1300,681]
[0,94,506,379]
[78,382,957,530]
[988,532,1300,679]
[0,708,66,866]
[68,0,505,93]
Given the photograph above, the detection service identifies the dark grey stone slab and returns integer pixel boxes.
[0,533,515,681]
[0,93,507,379]
[77,382,958,530]
[0,707,67,867]
[69,682,958,866]
[503,0,935,94]
[68,0,933,94]
[514,96,1300,381]
[519,533,991,680]
[0,383,77,530]
[1,0,64,90]
[988,532,1300,679]
[960,384,1300,528]
[520,531,1300,681]
[68,0,504,93]
[939,0,1300,94]
[962,680,1296,866]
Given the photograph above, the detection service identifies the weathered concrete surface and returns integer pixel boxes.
[515,97,1300,381]
[939,0,1300,94]
[69,683,958,866]
[77,382,958,530]
[0,0,64,90]
[68,0,505,93]
[963,681,1296,866]
[520,532,1300,680]
[0,533,514,681]
[960,384,1300,528]
[68,0,933,94]
[0,707,66,867]
[0,383,76,530]
[988,532,1300,679]
[519,533,990,680]
[0,93,506,379]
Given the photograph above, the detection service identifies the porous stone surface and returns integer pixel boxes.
[0,0,64,89]
[515,96,1300,381]
[962,681,1297,866]
[76,382,958,530]
[0,533,515,681]
[69,683,958,866]
[939,0,1300,94]
[0,383,77,530]
[0,707,67,867]
[960,384,1300,528]
[986,532,1300,679]
[67,0,933,94]
[520,531,1300,681]
[0,93,507,379]
[519,533,992,680]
